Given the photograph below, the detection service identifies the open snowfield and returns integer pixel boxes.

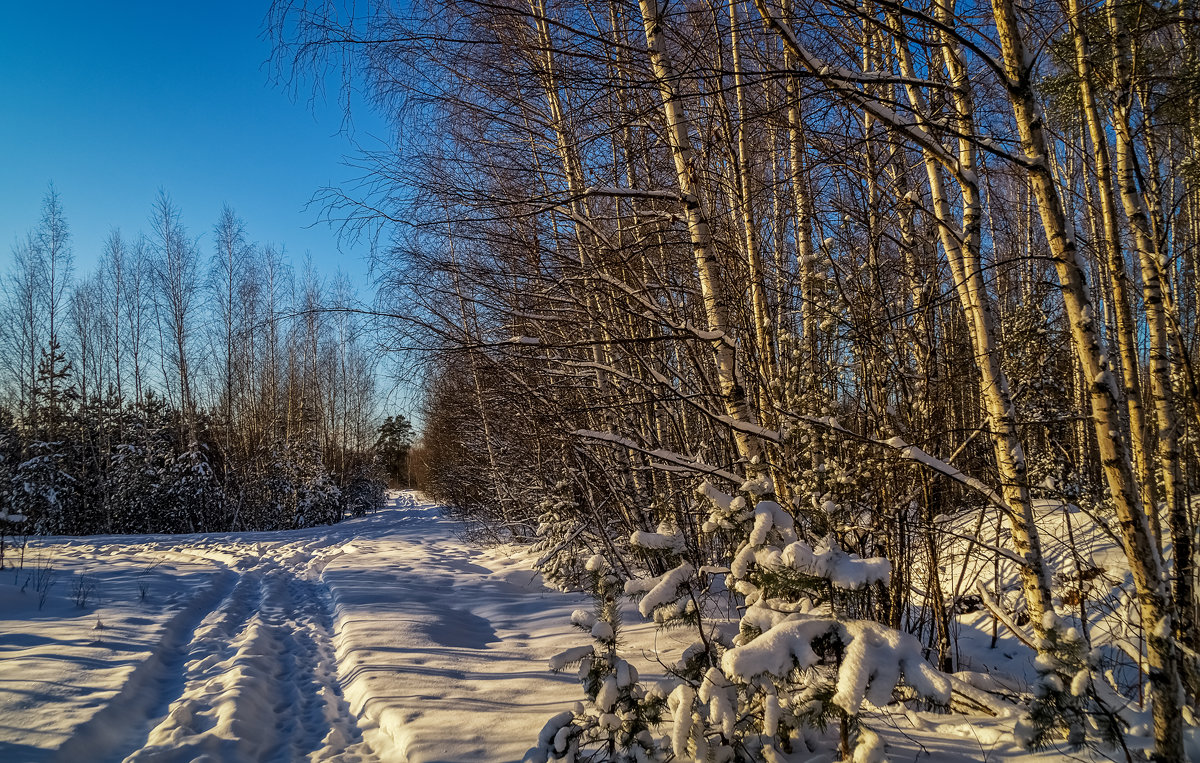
[0,492,1191,762]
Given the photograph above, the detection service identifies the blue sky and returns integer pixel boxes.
[0,1,391,283]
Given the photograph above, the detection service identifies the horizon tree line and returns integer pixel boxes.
[0,187,406,543]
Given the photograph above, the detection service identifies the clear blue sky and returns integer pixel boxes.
[0,1,390,282]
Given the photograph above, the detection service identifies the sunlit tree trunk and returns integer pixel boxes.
[1064,0,1148,503]
[637,0,766,471]
[885,5,1055,634]
[989,0,1186,755]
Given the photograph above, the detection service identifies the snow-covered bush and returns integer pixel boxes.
[296,470,342,528]
[342,472,387,516]
[165,442,224,533]
[529,467,960,762]
[12,441,78,536]
[104,403,180,533]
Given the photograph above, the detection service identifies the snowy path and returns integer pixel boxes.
[84,544,374,763]
[0,493,651,763]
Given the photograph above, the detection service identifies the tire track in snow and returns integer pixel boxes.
[108,565,264,762]
[81,540,373,763]
[50,566,238,763]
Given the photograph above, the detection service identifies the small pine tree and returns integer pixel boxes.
[377,415,414,487]
[1014,610,1129,753]
[525,554,668,763]
[615,481,951,763]
[533,479,595,591]
[165,443,223,533]
[34,336,78,442]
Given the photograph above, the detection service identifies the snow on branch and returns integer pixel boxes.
[715,415,782,445]
[548,645,596,672]
[571,429,741,483]
[580,185,681,201]
[722,614,951,712]
[626,562,695,619]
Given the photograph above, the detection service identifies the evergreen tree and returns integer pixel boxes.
[34,335,77,442]
[12,441,77,536]
[526,554,667,763]
[165,442,223,533]
[377,415,414,487]
[0,410,25,567]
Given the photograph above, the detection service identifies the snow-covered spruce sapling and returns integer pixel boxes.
[533,479,594,592]
[526,554,666,763]
[660,481,949,762]
[1014,610,1130,753]
[626,508,762,762]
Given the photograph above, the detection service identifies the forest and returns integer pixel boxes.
[0,189,397,543]
[268,0,1200,758]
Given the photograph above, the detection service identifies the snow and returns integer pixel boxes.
[589,621,614,642]
[629,522,684,552]
[3,490,1194,762]
[627,562,694,621]
[721,614,950,713]
[549,645,596,672]
[595,675,619,712]
[851,728,884,763]
[780,535,892,589]
[525,711,572,762]
[0,492,665,763]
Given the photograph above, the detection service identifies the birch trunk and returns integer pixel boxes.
[1105,0,1196,683]
[886,6,1055,634]
[528,0,652,506]
[781,0,817,372]
[1064,0,1149,505]
[988,0,1186,756]
[636,0,766,469]
[729,0,776,389]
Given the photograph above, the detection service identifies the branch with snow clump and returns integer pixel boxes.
[722,613,952,713]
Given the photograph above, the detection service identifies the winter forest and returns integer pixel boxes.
[3,0,1200,760]
[0,189,399,540]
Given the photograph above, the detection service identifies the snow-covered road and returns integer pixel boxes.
[0,492,650,763]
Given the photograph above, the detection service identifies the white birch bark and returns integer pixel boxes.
[1105,0,1197,683]
[1063,0,1149,508]
[885,5,1055,633]
[988,0,1186,756]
